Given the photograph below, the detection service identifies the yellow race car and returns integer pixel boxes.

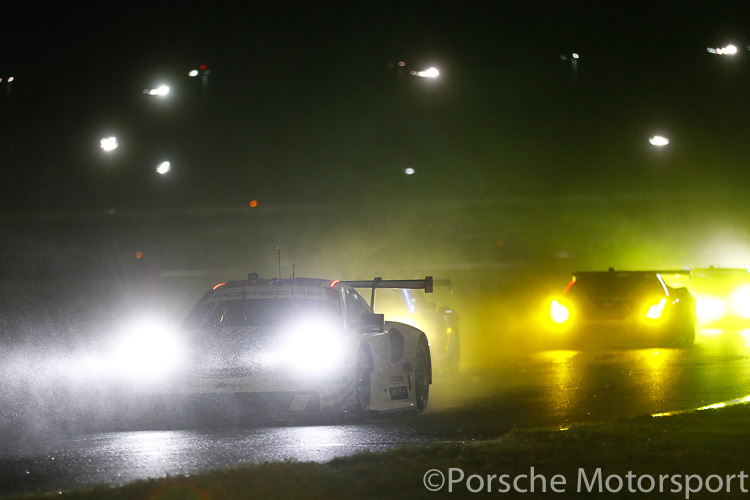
[548,269,696,347]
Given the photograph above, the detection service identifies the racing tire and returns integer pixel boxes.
[673,324,696,348]
[352,346,374,418]
[672,310,697,348]
[414,337,431,412]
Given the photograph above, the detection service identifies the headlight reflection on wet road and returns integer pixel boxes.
[4,329,750,497]
[539,350,580,416]
[1,425,400,496]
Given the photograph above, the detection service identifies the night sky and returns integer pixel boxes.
[3,2,750,211]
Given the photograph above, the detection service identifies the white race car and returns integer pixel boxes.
[118,275,434,418]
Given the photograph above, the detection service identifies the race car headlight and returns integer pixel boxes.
[695,295,726,324]
[645,298,667,320]
[277,321,346,374]
[730,285,750,318]
[111,319,183,381]
[550,300,570,324]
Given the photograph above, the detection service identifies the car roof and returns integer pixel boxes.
[216,277,338,290]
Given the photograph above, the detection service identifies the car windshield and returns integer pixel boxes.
[568,273,661,299]
[183,298,342,330]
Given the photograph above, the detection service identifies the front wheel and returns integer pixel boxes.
[671,309,696,348]
[673,323,696,348]
[414,338,431,412]
[352,346,374,418]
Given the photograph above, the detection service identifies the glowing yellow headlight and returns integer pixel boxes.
[695,295,726,324]
[730,284,750,318]
[645,298,667,320]
[550,300,570,324]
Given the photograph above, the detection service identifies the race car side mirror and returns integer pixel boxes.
[361,313,385,331]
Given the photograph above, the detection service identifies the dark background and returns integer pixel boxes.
[3,2,750,209]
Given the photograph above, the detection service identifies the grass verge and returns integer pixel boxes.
[9,404,750,499]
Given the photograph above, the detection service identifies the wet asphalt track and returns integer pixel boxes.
[2,329,750,497]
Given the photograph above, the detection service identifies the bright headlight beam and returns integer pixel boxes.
[730,284,750,318]
[646,298,667,320]
[695,295,727,324]
[111,319,182,381]
[550,300,570,324]
[278,320,345,374]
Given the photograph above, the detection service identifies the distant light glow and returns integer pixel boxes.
[707,44,738,55]
[249,200,258,208]
[156,161,171,175]
[7,76,13,82]
[405,167,415,175]
[740,329,750,348]
[649,135,670,147]
[146,85,170,96]
[412,67,440,78]
[402,289,415,314]
[695,295,727,324]
[572,53,580,59]
[100,136,119,152]
[189,70,199,77]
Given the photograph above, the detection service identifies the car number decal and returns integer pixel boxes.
[389,386,409,400]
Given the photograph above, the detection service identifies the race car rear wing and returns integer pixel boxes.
[341,276,434,311]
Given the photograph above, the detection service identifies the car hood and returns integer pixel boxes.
[181,326,278,375]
